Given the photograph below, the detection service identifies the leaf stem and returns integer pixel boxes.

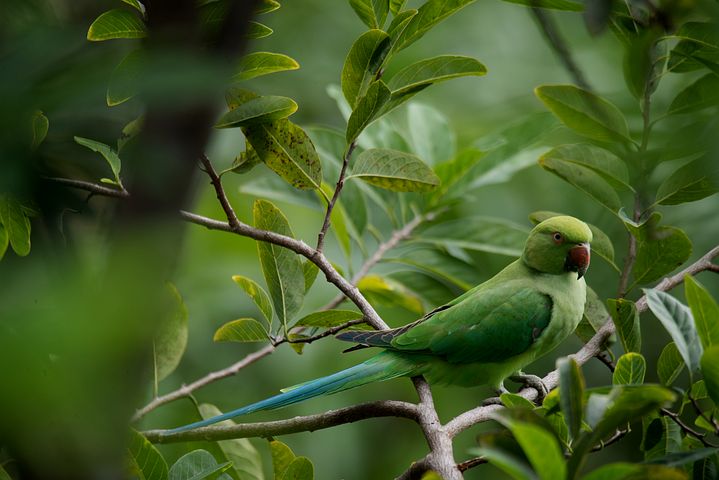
[316,141,356,253]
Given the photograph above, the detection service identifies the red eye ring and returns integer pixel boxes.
[552,232,563,244]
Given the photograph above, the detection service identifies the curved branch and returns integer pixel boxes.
[316,142,356,253]
[142,400,419,443]
[42,176,129,198]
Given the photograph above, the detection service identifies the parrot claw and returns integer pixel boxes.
[510,373,549,404]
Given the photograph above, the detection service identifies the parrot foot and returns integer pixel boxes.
[509,372,548,404]
[481,383,510,406]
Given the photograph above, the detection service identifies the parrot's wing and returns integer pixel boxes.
[337,286,553,364]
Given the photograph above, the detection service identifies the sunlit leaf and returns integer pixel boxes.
[87,9,146,41]
[657,342,684,386]
[256,0,281,14]
[128,429,168,480]
[500,393,536,409]
[215,96,298,128]
[685,275,719,349]
[613,352,646,385]
[270,440,296,479]
[213,318,268,343]
[302,261,319,293]
[74,136,123,186]
[246,21,273,39]
[0,195,31,257]
[233,52,299,81]
[232,275,273,326]
[358,274,424,314]
[348,148,439,192]
[295,310,363,328]
[168,450,231,480]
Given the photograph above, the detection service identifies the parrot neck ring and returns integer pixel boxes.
[564,243,591,279]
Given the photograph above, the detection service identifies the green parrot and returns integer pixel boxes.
[167,215,592,434]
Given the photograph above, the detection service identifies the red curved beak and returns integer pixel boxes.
[565,243,591,279]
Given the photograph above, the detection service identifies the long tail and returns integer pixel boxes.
[165,352,417,434]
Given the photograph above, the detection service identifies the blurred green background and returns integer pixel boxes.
[1,0,718,478]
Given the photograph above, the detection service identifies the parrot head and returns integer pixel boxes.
[522,216,593,279]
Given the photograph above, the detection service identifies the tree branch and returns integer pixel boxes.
[661,407,717,448]
[142,400,419,443]
[316,142,356,253]
[199,154,240,229]
[280,318,368,345]
[41,176,130,198]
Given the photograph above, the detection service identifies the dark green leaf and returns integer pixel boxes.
[387,55,487,96]
[349,0,389,29]
[701,346,719,404]
[540,144,631,190]
[0,195,31,257]
[30,110,49,149]
[198,404,264,480]
[535,84,630,143]
[500,393,536,409]
[387,9,417,51]
[0,224,8,261]
[405,103,455,165]
[341,30,390,108]
[608,298,641,354]
[87,9,146,41]
[645,448,719,467]
[642,416,681,461]
[654,158,718,206]
[295,310,363,328]
[582,462,687,480]
[645,288,702,375]
[578,287,612,344]
[501,0,582,11]
[668,22,719,73]
[418,216,528,257]
[390,0,406,15]
[539,152,622,212]
[128,429,168,480]
[613,352,646,385]
[243,120,322,190]
[256,0,280,14]
[246,21,273,39]
[469,447,534,480]
[232,275,273,326]
[633,227,692,285]
[657,342,684,386]
[118,115,143,152]
[346,80,391,143]
[254,200,305,329]
[668,74,719,116]
[213,318,268,343]
[216,96,297,128]
[280,457,313,480]
[302,261,319,293]
[168,450,231,480]
[558,357,584,441]
[357,274,424,314]
[154,284,188,382]
[107,49,143,106]
[348,148,439,192]
[121,0,146,15]
[392,0,476,53]
[431,148,484,201]
[686,275,719,349]
[270,440,296,479]
[74,136,123,186]
[233,52,299,81]
[623,30,664,100]
[230,146,261,174]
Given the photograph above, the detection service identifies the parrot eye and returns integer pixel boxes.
[552,232,563,244]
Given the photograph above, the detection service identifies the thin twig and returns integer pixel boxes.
[530,7,592,91]
[595,351,616,372]
[142,400,419,442]
[280,318,367,344]
[687,392,719,435]
[661,407,718,448]
[457,457,488,472]
[199,155,241,229]
[590,428,629,452]
[316,142,356,253]
[132,344,275,422]
[42,176,130,198]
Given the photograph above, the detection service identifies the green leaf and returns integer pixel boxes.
[654,158,718,206]
[608,298,641,354]
[30,110,49,149]
[529,210,617,270]
[74,136,122,186]
[578,287,612,344]
[539,144,631,191]
[392,0,476,53]
[295,310,363,328]
[87,9,146,41]
[357,274,424,315]
[539,152,621,212]
[213,318,268,343]
[347,148,439,192]
[387,9,417,51]
[168,450,231,480]
[645,448,719,468]
[558,357,584,441]
[534,85,631,143]
[253,200,305,329]
[668,22,719,73]
[246,21,273,39]
[302,261,319,293]
[642,416,682,461]
[128,429,168,480]
[500,393,536,409]
[346,80,391,143]
[0,195,31,257]
[469,447,534,480]
[645,288,702,375]
[418,216,528,257]
[341,29,390,108]
[232,275,273,326]
[118,115,143,152]
[256,0,281,14]
[390,0,406,15]
[280,457,313,480]
[633,227,692,285]
[387,55,487,97]
[405,103,455,166]
[613,352,646,385]
[216,96,297,128]
[233,52,299,81]
[501,0,582,11]
[701,346,719,405]
[0,224,8,261]
[107,49,144,106]
[668,74,719,116]
[154,284,189,382]
[230,146,261,175]
[657,342,684,386]
[582,463,687,480]
[270,440,296,479]
[198,404,264,480]
[431,148,483,201]
[686,275,719,349]
[243,120,322,190]
[349,0,389,29]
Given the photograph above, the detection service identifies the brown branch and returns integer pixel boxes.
[590,428,629,452]
[42,176,130,198]
[199,154,240,229]
[316,142,356,253]
[142,400,419,443]
[133,344,275,422]
[456,457,488,472]
[661,407,717,448]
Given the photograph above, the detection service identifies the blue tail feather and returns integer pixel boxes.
[165,353,412,434]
